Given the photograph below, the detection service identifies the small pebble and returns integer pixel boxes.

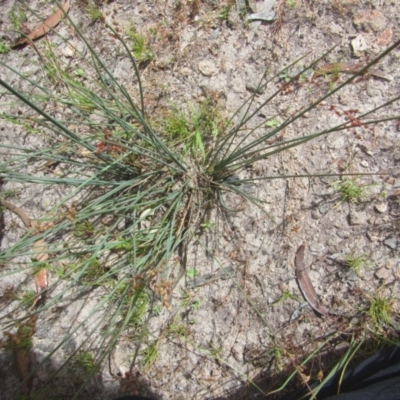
[198,60,218,76]
[329,253,343,261]
[374,267,391,280]
[351,35,368,57]
[367,231,380,242]
[374,203,387,213]
[336,230,350,239]
[384,237,398,249]
[62,45,75,57]
[350,211,368,225]
[309,242,325,254]
[319,203,330,215]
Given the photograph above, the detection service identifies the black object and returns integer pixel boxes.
[113,396,155,400]
[113,346,400,400]
[285,345,400,400]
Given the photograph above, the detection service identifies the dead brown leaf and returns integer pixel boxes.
[295,244,328,316]
[0,200,50,302]
[317,369,324,381]
[32,239,49,263]
[12,0,70,47]
[0,200,31,228]
[34,268,49,298]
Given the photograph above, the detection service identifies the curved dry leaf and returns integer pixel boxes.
[0,199,50,302]
[0,199,31,228]
[33,238,49,263]
[295,244,328,316]
[34,267,49,298]
[12,0,70,47]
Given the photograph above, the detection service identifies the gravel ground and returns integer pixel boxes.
[0,0,399,399]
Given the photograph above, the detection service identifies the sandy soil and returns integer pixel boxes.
[0,0,399,399]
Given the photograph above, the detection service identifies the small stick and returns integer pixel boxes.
[313,62,392,81]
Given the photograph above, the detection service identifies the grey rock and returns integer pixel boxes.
[374,203,387,213]
[338,268,358,282]
[336,230,350,239]
[247,11,275,21]
[311,209,320,219]
[319,203,330,215]
[309,242,325,254]
[367,230,381,242]
[198,60,218,76]
[327,136,346,150]
[350,211,368,225]
[384,237,398,249]
[329,22,343,35]
[329,253,344,261]
[351,35,368,57]
[374,267,391,280]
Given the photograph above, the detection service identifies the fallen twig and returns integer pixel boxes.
[313,62,393,81]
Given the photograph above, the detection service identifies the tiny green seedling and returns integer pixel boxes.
[333,178,372,204]
[161,106,190,140]
[330,63,341,80]
[379,191,387,199]
[219,3,232,21]
[180,290,201,311]
[272,290,296,305]
[0,189,19,200]
[270,346,284,371]
[10,325,34,350]
[124,289,149,327]
[110,239,134,252]
[8,5,27,31]
[79,257,109,285]
[208,344,223,357]
[286,0,297,8]
[200,221,216,230]
[0,40,10,54]
[344,252,371,275]
[128,28,154,64]
[141,342,158,368]
[85,4,104,23]
[73,351,99,376]
[74,68,85,77]
[279,68,291,83]
[190,299,201,311]
[367,293,393,329]
[73,220,95,238]
[19,290,36,309]
[160,99,225,159]
[186,268,200,279]
[166,322,188,338]
[265,118,280,128]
